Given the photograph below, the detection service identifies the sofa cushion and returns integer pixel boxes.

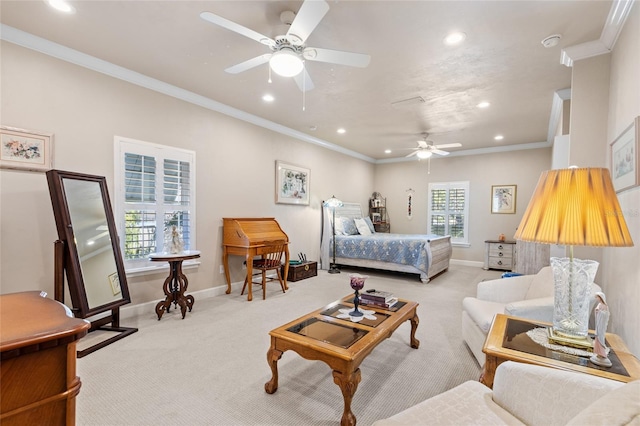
[462,297,506,333]
[524,266,554,300]
[566,380,640,426]
[372,380,523,426]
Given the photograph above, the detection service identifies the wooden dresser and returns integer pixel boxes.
[0,291,90,425]
[483,240,516,271]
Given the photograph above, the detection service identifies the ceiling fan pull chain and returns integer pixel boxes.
[268,65,272,84]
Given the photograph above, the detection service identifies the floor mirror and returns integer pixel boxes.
[47,169,137,357]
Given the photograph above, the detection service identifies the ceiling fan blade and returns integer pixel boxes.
[200,11,276,48]
[431,149,450,156]
[286,0,330,45]
[303,47,371,68]
[406,151,418,158]
[293,67,315,92]
[433,143,462,149]
[225,54,272,74]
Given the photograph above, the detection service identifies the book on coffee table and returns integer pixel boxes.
[361,290,395,303]
[360,297,398,309]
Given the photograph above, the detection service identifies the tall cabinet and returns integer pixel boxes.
[369,193,390,233]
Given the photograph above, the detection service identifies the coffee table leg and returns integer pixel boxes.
[332,368,361,426]
[265,347,283,394]
[410,312,420,349]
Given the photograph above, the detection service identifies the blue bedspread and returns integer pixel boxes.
[333,233,441,274]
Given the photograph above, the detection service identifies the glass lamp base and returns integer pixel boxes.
[550,257,599,340]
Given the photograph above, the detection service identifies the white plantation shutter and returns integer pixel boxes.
[115,137,196,270]
[428,181,469,245]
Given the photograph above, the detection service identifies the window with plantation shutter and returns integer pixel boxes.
[428,181,469,245]
[115,136,196,272]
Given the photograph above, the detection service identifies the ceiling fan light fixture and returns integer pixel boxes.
[269,49,304,77]
[416,150,432,159]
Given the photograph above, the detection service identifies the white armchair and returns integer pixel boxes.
[461,266,601,366]
[372,361,639,426]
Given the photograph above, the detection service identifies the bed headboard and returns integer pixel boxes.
[333,202,364,220]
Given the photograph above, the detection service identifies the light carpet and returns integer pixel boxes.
[76,264,503,425]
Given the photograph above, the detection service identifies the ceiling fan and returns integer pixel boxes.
[406,134,462,159]
[200,0,371,92]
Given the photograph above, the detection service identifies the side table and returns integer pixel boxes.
[481,313,640,388]
[150,250,200,320]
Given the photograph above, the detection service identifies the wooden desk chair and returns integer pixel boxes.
[242,240,288,300]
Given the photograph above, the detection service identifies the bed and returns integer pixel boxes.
[320,202,452,283]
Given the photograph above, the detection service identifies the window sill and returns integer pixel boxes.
[452,242,471,248]
[125,260,201,278]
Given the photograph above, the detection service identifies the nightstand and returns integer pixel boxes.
[483,240,515,271]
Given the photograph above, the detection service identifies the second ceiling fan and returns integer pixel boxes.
[200,0,371,92]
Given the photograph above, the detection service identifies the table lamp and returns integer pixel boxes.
[324,195,343,274]
[514,167,633,348]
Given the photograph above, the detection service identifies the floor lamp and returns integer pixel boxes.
[324,196,343,274]
[514,167,633,348]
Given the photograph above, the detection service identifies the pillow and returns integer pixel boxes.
[566,380,640,425]
[333,216,346,235]
[525,266,554,300]
[354,218,372,236]
[341,217,359,235]
[364,216,376,233]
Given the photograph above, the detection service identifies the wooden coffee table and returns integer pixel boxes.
[265,295,420,426]
[482,313,640,388]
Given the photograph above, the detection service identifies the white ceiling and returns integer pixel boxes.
[0,1,618,162]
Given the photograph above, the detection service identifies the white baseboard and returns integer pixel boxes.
[119,281,244,320]
[450,259,484,268]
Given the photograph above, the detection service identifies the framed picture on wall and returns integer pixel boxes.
[610,116,639,193]
[275,160,310,205]
[0,126,53,172]
[491,184,517,214]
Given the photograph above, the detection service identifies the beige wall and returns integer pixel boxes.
[374,149,551,262]
[1,6,638,358]
[0,42,374,305]
[602,4,640,357]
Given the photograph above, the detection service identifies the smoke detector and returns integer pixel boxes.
[541,34,562,48]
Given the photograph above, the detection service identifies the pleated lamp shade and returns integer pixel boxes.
[514,167,634,247]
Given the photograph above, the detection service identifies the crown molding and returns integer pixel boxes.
[0,24,375,163]
[561,0,634,67]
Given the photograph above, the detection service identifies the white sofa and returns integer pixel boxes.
[372,361,640,426]
[461,266,602,366]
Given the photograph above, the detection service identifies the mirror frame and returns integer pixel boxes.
[47,169,136,356]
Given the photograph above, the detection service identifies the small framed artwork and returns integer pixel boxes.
[610,116,639,193]
[491,184,517,214]
[1,126,53,172]
[108,272,122,296]
[276,161,310,205]
[371,212,381,223]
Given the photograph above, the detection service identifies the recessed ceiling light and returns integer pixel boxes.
[444,32,466,46]
[494,135,504,141]
[45,0,76,13]
[262,94,274,102]
[385,149,392,154]
[337,128,346,134]
[477,101,490,108]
